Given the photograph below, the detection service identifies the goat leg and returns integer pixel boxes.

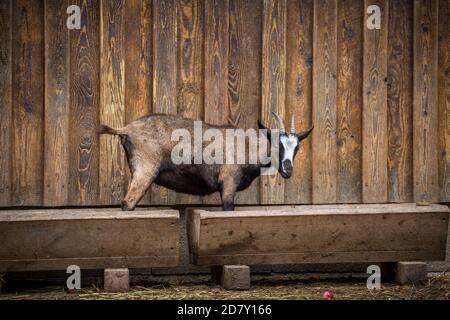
[122,168,157,211]
[220,180,237,211]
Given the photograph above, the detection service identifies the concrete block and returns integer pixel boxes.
[104,268,130,293]
[221,265,250,290]
[395,262,427,284]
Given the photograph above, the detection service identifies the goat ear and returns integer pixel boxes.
[297,126,314,142]
[258,120,271,140]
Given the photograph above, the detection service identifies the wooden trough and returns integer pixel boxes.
[188,204,449,275]
[0,208,180,272]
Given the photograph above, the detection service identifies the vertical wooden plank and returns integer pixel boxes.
[99,0,126,205]
[177,0,203,121]
[202,0,229,205]
[229,0,262,205]
[44,0,70,206]
[176,0,204,205]
[124,0,152,205]
[152,0,177,205]
[312,0,337,204]
[12,0,44,206]
[387,0,413,203]
[69,0,100,206]
[125,0,152,123]
[362,0,388,203]
[153,0,177,116]
[413,0,439,203]
[204,0,229,126]
[0,0,12,207]
[285,0,313,204]
[438,0,450,202]
[336,0,362,203]
[260,0,286,205]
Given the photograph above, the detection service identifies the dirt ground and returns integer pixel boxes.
[1,272,450,300]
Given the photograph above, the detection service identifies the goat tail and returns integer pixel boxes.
[98,124,122,136]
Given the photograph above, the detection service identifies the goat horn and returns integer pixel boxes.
[271,111,285,133]
[290,114,296,134]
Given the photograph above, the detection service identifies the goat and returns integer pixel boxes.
[99,112,313,211]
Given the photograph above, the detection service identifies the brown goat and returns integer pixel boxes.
[99,113,313,211]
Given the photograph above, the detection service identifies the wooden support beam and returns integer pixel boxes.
[0,209,180,272]
[188,204,449,266]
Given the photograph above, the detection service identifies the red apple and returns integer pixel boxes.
[323,291,334,300]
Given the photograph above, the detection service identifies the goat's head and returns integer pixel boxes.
[258,112,313,179]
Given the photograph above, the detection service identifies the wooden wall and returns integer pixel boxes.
[0,0,448,207]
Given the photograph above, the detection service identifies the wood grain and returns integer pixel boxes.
[188,204,449,265]
[177,0,203,121]
[69,0,100,206]
[152,0,178,205]
[387,0,413,203]
[362,0,388,203]
[12,0,44,206]
[153,0,177,116]
[202,0,229,205]
[336,0,363,204]
[285,0,313,204]
[438,0,450,202]
[0,0,12,207]
[124,0,152,205]
[99,0,126,205]
[413,0,439,203]
[204,0,229,126]
[176,0,204,204]
[260,0,286,204]
[229,0,262,205]
[0,0,445,207]
[0,208,180,271]
[44,0,70,206]
[312,0,337,204]
[125,0,152,123]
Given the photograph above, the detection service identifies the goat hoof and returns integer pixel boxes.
[121,201,134,211]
